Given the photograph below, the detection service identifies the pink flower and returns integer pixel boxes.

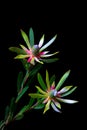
[9,28,59,65]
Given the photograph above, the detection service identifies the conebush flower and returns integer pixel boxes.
[29,70,78,114]
[9,28,59,65]
[0,27,79,130]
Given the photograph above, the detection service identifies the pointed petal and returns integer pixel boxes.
[51,102,61,113]
[20,29,31,49]
[54,101,61,109]
[43,100,51,114]
[46,70,50,90]
[57,98,78,104]
[39,35,45,48]
[43,97,50,103]
[35,86,47,95]
[61,86,77,97]
[40,51,49,55]
[14,54,29,59]
[34,57,44,64]
[37,73,47,90]
[29,27,34,47]
[20,44,30,54]
[41,52,59,57]
[58,86,73,94]
[9,47,26,55]
[29,93,46,98]
[28,57,35,65]
[56,70,71,90]
[40,35,57,51]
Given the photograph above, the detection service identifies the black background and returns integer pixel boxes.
[0,1,83,130]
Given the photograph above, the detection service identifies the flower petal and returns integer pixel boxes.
[20,29,31,49]
[56,70,71,90]
[51,102,61,113]
[58,86,73,94]
[54,101,61,109]
[40,35,57,51]
[14,54,29,59]
[29,93,46,98]
[34,57,44,64]
[57,98,78,104]
[43,100,51,114]
[39,35,45,48]
[46,70,50,90]
[41,52,59,57]
[35,86,47,95]
[20,44,30,54]
[61,86,77,97]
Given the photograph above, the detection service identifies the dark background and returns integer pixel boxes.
[0,1,83,130]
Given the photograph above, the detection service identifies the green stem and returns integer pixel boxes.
[18,64,33,95]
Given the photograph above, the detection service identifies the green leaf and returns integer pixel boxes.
[17,71,23,93]
[20,29,31,49]
[46,70,50,89]
[56,70,71,90]
[21,59,30,70]
[15,114,24,120]
[28,98,35,108]
[36,86,47,94]
[42,58,59,63]
[29,93,46,98]
[29,27,34,47]
[61,86,77,97]
[9,47,26,54]
[50,74,56,85]
[29,64,42,77]
[37,73,47,90]
[16,86,29,103]
[4,106,9,120]
[34,103,45,109]
[0,120,5,129]
[9,97,16,113]
[14,54,29,59]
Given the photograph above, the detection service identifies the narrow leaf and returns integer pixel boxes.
[4,106,9,120]
[28,98,35,108]
[9,97,15,113]
[34,103,45,109]
[15,114,24,120]
[37,73,47,90]
[29,93,46,98]
[50,74,56,86]
[46,70,50,89]
[36,86,47,94]
[42,58,59,63]
[20,29,31,49]
[16,86,29,103]
[56,70,71,90]
[9,47,26,54]
[17,71,23,93]
[29,27,34,47]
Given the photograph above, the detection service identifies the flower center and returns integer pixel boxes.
[32,45,39,56]
[49,89,57,98]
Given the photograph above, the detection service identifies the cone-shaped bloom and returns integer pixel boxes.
[9,28,59,65]
[29,70,78,114]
